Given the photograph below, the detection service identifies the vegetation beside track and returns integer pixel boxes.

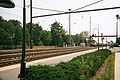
[91,53,115,80]
[22,49,111,80]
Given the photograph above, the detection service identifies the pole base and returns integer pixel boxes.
[19,61,26,78]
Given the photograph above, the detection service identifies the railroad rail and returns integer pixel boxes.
[0,47,95,67]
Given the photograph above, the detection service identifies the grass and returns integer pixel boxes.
[95,53,115,80]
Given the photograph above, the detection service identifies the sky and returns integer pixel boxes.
[0,0,120,43]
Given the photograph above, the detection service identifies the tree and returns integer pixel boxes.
[26,23,43,46]
[0,16,4,28]
[33,23,43,46]
[0,27,10,45]
[50,21,66,47]
[72,31,89,46]
[72,34,81,46]
[0,19,16,46]
[79,31,89,43]
[62,34,69,47]
[0,17,23,49]
[41,30,52,46]
[8,20,22,48]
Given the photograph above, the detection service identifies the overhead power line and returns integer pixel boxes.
[27,0,103,13]
[30,0,103,18]
[72,0,103,11]
[32,6,120,18]
[27,5,65,12]
[32,7,65,12]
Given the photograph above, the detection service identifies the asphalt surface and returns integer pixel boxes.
[0,49,97,80]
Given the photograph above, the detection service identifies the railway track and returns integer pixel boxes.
[0,47,95,67]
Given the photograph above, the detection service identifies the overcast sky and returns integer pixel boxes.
[0,0,120,42]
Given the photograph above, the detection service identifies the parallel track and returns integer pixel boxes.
[0,47,95,67]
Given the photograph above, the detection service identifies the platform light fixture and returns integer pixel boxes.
[0,0,15,8]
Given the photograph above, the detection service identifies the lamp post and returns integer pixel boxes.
[0,0,15,8]
[20,0,26,78]
[92,26,99,50]
[68,9,71,47]
[116,14,119,43]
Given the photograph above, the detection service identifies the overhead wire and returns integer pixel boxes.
[32,1,66,13]
[32,6,120,18]
[31,0,104,18]
[72,0,103,12]
[32,7,65,12]
[27,6,65,12]
[29,0,104,16]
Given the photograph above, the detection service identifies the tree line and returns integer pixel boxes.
[0,16,89,49]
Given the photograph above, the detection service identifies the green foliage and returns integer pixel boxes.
[50,21,64,47]
[26,23,43,46]
[9,20,22,46]
[0,17,23,49]
[41,30,52,46]
[23,49,111,80]
[0,16,92,49]
[72,31,89,46]
[32,24,43,46]
[96,53,114,80]
[62,34,69,46]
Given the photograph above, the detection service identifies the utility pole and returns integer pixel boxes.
[106,38,107,49]
[101,33,104,49]
[67,0,103,47]
[116,14,119,43]
[92,27,99,50]
[69,9,71,47]
[98,24,100,50]
[89,17,91,46]
[30,0,32,49]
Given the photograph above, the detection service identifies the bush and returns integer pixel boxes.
[23,49,111,80]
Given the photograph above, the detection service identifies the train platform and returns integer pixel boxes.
[115,47,120,80]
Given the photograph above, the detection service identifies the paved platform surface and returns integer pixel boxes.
[0,49,97,80]
[115,47,120,80]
